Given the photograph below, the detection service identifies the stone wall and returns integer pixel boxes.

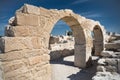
[49,35,74,60]
[93,33,120,80]
[0,4,106,80]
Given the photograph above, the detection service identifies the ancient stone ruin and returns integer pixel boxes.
[0,4,106,80]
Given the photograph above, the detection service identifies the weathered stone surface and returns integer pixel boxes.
[0,49,48,61]
[8,16,16,26]
[92,72,120,80]
[105,58,117,66]
[105,65,117,72]
[101,51,114,57]
[74,44,86,68]
[50,49,74,60]
[105,43,120,50]
[1,37,48,53]
[5,26,38,37]
[97,58,106,65]
[15,12,39,26]
[118,59,120,73]
[23,4,40,15]
[28,54,50,66]
[0,37,4,53]
[97,66,106,72]
[49,36,59,44]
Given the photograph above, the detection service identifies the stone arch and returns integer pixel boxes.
[0,4,106,80]
[45,14,89,68]
[92,25,104,55]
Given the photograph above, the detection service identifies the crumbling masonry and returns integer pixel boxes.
[0,4,106,80]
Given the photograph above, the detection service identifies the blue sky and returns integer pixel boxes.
[0,0,120,36]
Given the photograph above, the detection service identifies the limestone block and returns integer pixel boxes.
[97,58,106,65]
[105,65,117,72]
[101,51,114,57]
[0,60,3,80]
[39,7,51,17]
[23,4,40,15]
[105,58,117,66]
[11,72,33,80]
[5,26,38,37]
[0,37,4,53]
[92,72,120,80]
[2,60,25,73]
[4,66,29,78]
[28,56,41,66]
[118,59,120,73]
[112,34,120,40]
[105,43,120,50]
[15,12,39,26]
[3,37,33,52]
[97,66,106,72]
[32,64,51,80]
[49,36,59,44]
[1,37,47,53]
[5,25,15,37]
[113,52,120,58]
[41,54,50,62]
[49,50,62,60]
[0,49,48,61]
[112,40,120,43]
[74,44,86,68]
[28,54,50,66]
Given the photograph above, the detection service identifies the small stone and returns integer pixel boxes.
[105,65,117,72]
[97,66,106,72]
[105,58,117,66]
[97,58,106,65]
[101,51,113,57]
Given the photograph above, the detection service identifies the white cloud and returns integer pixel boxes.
[0,16,7,19]
[72,0,89,5]
[80,12,102,18]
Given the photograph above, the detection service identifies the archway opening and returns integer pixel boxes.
[49,20,74,60]
[92,25,104,56]
[48,16,88,80]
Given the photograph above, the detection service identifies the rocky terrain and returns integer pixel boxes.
[49,35,74,60]
[93,32,120,80]
[50,33,120,80]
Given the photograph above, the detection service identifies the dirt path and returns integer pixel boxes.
[50,55,98,80]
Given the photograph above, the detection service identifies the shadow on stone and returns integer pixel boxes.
[50,56,75,67]
[49,49,74,60]
[67,59,98,80]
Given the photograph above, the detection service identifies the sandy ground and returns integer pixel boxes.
[50,55,98,80]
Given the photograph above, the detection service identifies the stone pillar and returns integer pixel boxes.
[74,44,86,68]
[94,41,104,56]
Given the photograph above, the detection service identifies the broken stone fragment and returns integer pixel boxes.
[97,58,106,65]
[105,43,120,51]
[105,58,117,67]
[105,65,117,72]
[97,66,106,72]
[101,51,114,57]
